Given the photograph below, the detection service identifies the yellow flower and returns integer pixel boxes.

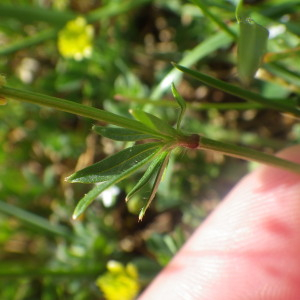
[96,261,140,300]
[57,17,94,61]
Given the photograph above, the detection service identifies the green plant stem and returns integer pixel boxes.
[115,95,263,110]
[0,86,171,140]
[2,85,299,174]
[199,136,300,174]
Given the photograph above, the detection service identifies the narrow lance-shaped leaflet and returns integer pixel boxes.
[130,109,177,138]
[139,152,171,221]
[67,142,163,184]
[92,125,156,141]
[68,143,164,219]
[126,151,169,202]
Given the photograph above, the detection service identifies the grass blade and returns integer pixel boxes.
[0,3,74,25]
[191,0,237,39]
[264,62,300,88]
[0,200,71,238]
[174,63,300,116]
[0,29,57,56]
[67,142,162,184]
[0,265,102,278]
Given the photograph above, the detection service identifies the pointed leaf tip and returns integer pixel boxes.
[137,152,170,220]
[138,207,146,221]
[65,175,72,182]
[72,182,115,219]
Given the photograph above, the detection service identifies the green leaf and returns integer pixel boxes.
[150,30,234,99]
[126,151,169,201]
[71,143,165,219]
[130,109,177,138]
[66,142,162,183]
[72,180,115,219]
[173,63,299,115]
[139,153,170,221]
[92,125,155,141]
[235,0,269,86]
[238,19,269,86]
[171,83,186,130]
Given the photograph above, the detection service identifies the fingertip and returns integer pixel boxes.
[140,146,300,299]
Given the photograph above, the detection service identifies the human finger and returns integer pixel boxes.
[140,146,300,300]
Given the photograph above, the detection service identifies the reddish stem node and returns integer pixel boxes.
[177,134,200,149]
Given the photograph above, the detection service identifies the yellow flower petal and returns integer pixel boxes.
[96,261,140,300]
[57,17,94,61]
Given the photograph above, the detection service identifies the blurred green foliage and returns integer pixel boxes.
[0,0,300,299]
